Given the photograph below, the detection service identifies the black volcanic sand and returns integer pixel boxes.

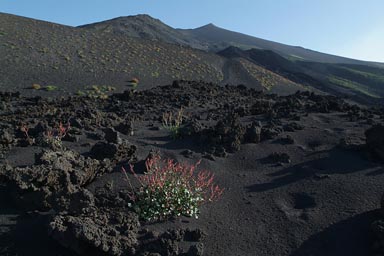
[1,80,384,256]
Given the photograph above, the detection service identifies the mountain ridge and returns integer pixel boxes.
[80,14,384,67]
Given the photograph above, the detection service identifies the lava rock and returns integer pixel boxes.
[381,193,384,217]
[28,122,47,137]
[203,153,215,161]
[172,80,181,88]
[181,149,194,158]
[115,121,134,136]
[68,118,83,129]
[261,127,281,141]
[250,100,273,115]
[339,136,365,150]
[0,130,14,145]
[49,209,139,256]
[67,189,96,215]
[244,122,262,143]
[0,149,105,210]
[365,125,384,161]
[213,114,245,152]
[62,132,79,142]
[180,119,204,136]
[187,243,204,256]
[184,228,204,242]
[103,128,122,144]
[265,152,291,164]
[90,141,136,163]
[279,135,295,145]
[283,122,304,132]
[214,146,228,158]
[371,219,384,255]
[90,142,118,160]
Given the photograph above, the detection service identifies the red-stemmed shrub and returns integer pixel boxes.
[44,122,70,148]
[122,155,224,221]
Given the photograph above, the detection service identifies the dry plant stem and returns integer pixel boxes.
[121,167,136,201]
[20,124,30,138]
[162,108,184,138]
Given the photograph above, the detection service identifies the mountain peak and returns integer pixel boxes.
[196,23,218,30]
[111,14,160,23]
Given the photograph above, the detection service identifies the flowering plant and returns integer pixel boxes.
[122,155,224,221]
[44,122,70,148]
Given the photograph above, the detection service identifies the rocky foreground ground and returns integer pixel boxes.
[1,80,384,256]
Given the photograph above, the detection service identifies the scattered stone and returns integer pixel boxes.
[104,128,123,144]
[0,130,14,145]
[279,135,295,145]
[90,141,136,163]
[86,131,104,140]
[67,189,96,215]
[62,132,79,142]
[308,140,322,149]
[283,122,304,132]
[181,149,193,158]
[265,152,291,164]
[261,126,281,141]
[149,126,161,131]
[214,146,228,158]
[0,101,7,111]
[339,136,365,150]
[371,219,384,255]
[250,100,273,115]
[244,122,262,143]
[381,192,384,217]
[365,125,384,161]
[200,113,245,153]
[184,228,204,242]
[181,119,204,136]
[366,118,375,125]
[172,80,181,88]
[313,174,331,181]
[203,153,215,161]
[68,118,83,129]
[187,243,204,256]
[115,121,134,136]
[90,142,119,160]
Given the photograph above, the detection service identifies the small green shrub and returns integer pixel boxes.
[162,108,183,139]
[85,85,115,99]
[122,155,224,221]
[76,90,85,96]
[44,85,58,91]
[129,78,139,90]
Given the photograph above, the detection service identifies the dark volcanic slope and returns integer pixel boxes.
[78,14,384,102]
[2,12,384,104]
[181,23,384,67]
[0,13,224,96]
[219,46,384,104]
[81,14,384,67]
[0,12,310,97]
[1,81,384,256]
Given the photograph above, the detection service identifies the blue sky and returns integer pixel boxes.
[1,0,384,62]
